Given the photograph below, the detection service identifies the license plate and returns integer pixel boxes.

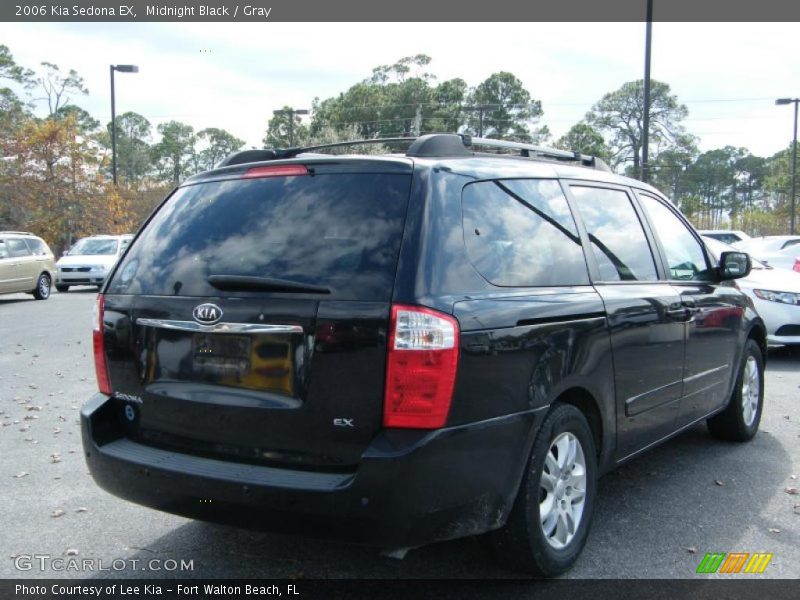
[192,334,251,374]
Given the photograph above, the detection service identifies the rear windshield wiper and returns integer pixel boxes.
[207,275,331,294]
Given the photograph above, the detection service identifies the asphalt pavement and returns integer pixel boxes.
[1,289,798,579]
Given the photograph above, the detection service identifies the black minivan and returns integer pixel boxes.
[82,134,766,575]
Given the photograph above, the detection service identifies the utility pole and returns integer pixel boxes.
[641,0,653,183]
[273,108,309,147]
[463,104,500,137]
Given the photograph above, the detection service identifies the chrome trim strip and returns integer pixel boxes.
[683,364,729,384]
[136,318,303,334]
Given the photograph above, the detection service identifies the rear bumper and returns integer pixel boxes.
[81,394,544,549]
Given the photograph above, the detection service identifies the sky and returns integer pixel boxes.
[1,22,799,157]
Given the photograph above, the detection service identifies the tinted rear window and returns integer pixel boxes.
[108,172,411,301]
[462,179,589,287]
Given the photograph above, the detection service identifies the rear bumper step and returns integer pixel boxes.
[100,438,352,491]
[81,393,545,548]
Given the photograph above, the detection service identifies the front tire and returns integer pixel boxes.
[55,284,69,293]
[490,404,597,576]
[33,273,51,300]
[707,339,764,442]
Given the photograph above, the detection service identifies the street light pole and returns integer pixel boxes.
[776,97,799,234]
[109,64,139,186]
[272,108,309,147]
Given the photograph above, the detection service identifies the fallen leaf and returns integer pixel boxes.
[57,416,66,422]
[769,528,781,533]
[714,480,724,486]
[28,384,38,389]
[19,425,30,432]
[23,415,38,421]
[53,427,62,434]
[685,547,698,554]
[64,548,79,556]
[791,475,797,481]
[26,406,42,411]
[51,509,65,518]
[50,453,61,464]
[75,507,88,513]
[786,487,799,496]
[13,472,29,479]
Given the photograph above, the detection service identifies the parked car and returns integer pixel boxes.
[0,231,55,300]
[703,236,800,345]
[56,234,133,292]
[733,235,800,269]
[82,134,766,576]
[766,244,800,273]
[697,229,751,245]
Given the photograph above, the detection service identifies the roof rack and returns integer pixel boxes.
[217,133,611,172]
[0,231,34,236]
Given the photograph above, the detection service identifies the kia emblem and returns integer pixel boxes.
[193,303,223,325]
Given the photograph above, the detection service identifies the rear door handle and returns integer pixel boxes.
[666,307,690,321]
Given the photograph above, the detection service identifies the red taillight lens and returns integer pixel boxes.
[794,258,800,274]
[383,304,460,429]
[243,164,309,178]
[93,294,111,395]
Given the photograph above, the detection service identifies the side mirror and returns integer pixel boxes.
[719,251,751,280]
[63,250,69,256]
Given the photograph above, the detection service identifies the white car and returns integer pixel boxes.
[733,235,800,270]
[704,236,800,345]
[55,234,133,292]
[697,229,751,245]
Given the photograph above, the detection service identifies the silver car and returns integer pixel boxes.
[55,234,133,292]
[0,231,56,300]
[704,236,800,345]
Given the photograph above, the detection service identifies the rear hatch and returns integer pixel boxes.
[101,161,413,471]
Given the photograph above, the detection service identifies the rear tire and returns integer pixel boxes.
[33,273,51,300]
[56,284,69,293]
[707,339,764,442]
[490,404,597,576]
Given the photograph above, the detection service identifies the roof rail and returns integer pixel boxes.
[217,133,611,172]
[462,136,612,172]
[0,231,34,236]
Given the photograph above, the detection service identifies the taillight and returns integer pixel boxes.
[243,164,308,178]
[383,304,460,429]
[794,258,800,274]
[93,294,111,395]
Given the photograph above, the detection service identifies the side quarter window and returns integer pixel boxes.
[638,194,713,282]
[0,241,8,259]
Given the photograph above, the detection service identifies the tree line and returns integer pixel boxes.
[0,48,796,254]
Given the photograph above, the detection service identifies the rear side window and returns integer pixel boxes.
[571,186,658,282]
[462,179,589,287]
[108,172,411,301]
[6,238,31,257]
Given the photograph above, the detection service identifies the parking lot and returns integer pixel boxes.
[1,289,798,579]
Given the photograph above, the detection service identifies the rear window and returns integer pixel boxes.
[108,172,411,301]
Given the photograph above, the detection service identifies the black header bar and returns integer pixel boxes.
[3,0,800,22]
